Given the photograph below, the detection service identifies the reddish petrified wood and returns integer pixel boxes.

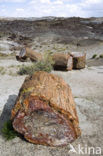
[11,71,81,146]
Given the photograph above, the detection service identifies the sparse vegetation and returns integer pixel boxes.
[9,65,16,68]
[0,52,15,58]
[0,32,7,38]
[92,54,97,59]
[99,54,103,58]
[18,51,54,75]
[0,66,4,72]
[0,66,5,75]
[2,120,18,140]
[8,70,17,76]
[18,64,34,75]
[0,53,8,57]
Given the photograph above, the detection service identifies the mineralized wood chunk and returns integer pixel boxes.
[11,71,81,146]
[25,47,42,62]
[70,52,86,69]
[52,53,73,71]
[16,47,42,62]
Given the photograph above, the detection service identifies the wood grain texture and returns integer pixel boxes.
[11,71,81,146]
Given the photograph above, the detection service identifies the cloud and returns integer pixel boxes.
[27,0,90,17]
[16,8,24,11]
[0,0,103,17]
[53,0,63,5]
[40,0,51,4]
[85,0,102,4]
[1,9,6,13]
[0,0,26,3]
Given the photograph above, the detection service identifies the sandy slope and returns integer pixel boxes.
[0,57,103,156]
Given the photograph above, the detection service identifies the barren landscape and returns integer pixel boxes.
[0,17,103,156]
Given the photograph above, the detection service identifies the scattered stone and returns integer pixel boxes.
[11,71,81,146]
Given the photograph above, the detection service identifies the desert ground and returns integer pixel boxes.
[0,17,103,156]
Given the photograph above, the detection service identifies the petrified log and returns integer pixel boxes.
[11,71,81,146]
[25,47,42,62]
[52,53,73,71]
[70,52,86,69]
[16,47,42,62]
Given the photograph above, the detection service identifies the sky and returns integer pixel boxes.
[0,0,103,17]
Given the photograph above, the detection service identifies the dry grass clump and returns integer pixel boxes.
[18,51,54,75]
[0,66,5,75]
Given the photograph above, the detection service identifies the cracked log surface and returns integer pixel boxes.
[11,71,81,146]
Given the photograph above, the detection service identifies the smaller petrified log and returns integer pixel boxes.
[25,47,42,62]
[16,47,42,62]
[52,53,73,71]
[11,71,81,146]
[70,52,86,69]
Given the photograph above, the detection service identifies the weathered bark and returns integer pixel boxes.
[52,53,73,71]
[16,47,42,62]
[11,71,81,146]
[70,52,86,69]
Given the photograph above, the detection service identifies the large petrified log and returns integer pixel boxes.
[11,71,81,146]
[16,47,42,62]
[52,53,73,71]
[70,52,86,69]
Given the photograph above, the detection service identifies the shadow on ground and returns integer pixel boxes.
[0,95,17,134]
